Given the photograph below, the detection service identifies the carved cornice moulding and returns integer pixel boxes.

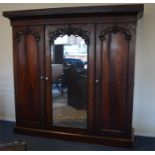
[3,4,144,20]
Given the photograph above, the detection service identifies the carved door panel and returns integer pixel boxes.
[45,24,95,131]
[95,24,136,138]
[13,26,45,128]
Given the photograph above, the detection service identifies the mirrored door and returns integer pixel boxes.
[52,35,88,128]
[46,25,95,130]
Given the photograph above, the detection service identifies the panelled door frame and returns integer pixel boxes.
[95,23,136,138]
[13,26,45,129]
[45,23,95,134]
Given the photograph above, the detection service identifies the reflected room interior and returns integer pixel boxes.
[51,35,88,128]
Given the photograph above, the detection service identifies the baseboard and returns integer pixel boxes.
[135,131,155,138]
[0,116,15,122]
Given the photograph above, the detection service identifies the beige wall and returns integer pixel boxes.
[133,4,155,137]
[0,3,155,137]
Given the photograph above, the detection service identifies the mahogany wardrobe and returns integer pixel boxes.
[3,4,143,147]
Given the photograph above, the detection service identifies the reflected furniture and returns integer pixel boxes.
[52,64,63,81]
[64,65,87,109]
[3,4,143,148]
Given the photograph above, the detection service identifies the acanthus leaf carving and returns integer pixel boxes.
[15,29,40,42]
[49,25,90,45]
[99,25,132,41]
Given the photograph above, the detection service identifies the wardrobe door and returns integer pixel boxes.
[13,26,45,129]
[95,24,136,138]
[45,24,95,131]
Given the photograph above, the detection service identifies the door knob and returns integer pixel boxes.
[45,77,49,80]
[40,76,44,80]
[95,79,99,83]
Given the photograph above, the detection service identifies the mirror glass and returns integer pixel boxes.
[51,35,88,128]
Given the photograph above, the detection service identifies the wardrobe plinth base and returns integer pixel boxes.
[14,126,134,148]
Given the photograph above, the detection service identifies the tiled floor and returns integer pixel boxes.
[0,120,155,151]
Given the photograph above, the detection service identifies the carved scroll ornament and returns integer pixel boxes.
[49,25,90,45]
[15,29,40,42]
[99,25,132,41]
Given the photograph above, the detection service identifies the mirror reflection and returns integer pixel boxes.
[51,35,88,128]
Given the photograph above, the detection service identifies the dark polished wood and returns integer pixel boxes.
[13,26,45,129]
[95,23,136,138]
[3,4,143,148]
[14,126,134,148]
[3,4,143,20]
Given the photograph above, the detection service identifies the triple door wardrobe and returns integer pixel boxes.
[3,4,144,147]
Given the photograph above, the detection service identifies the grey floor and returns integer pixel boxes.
[0,120,155,151]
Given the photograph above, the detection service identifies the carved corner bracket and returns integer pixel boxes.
[99,25,132,41]
[49,25,90,45]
